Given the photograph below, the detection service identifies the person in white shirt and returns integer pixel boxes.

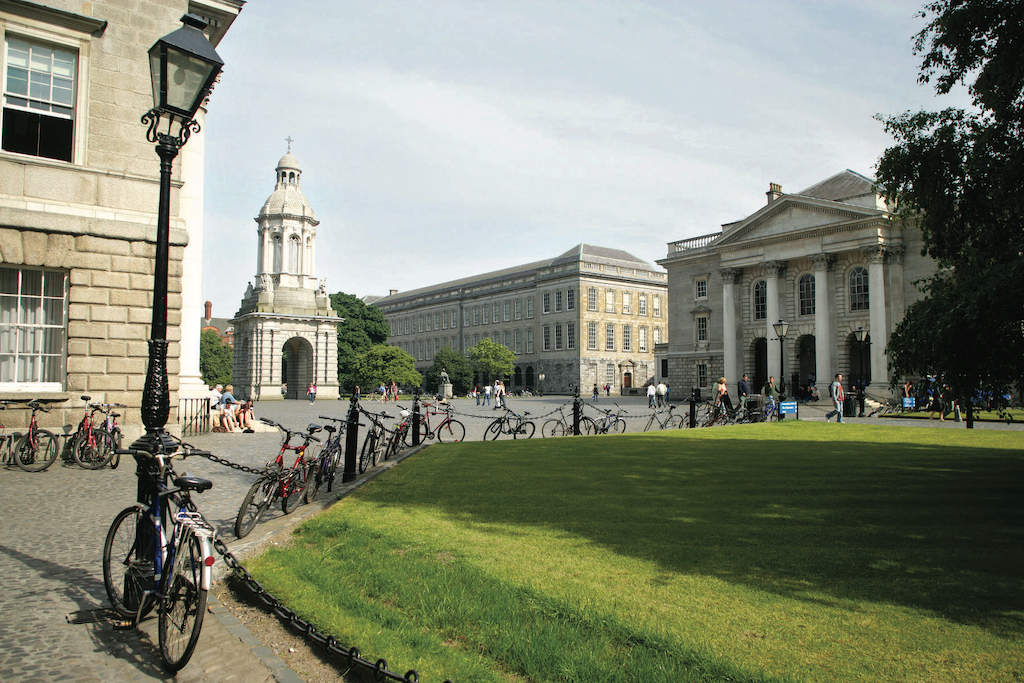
[646,383,657,408]
[656,381,667,408]
[484,383,492,406]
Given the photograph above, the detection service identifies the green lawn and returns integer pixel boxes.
[882,408,1023,422]
[245,422,1024,681]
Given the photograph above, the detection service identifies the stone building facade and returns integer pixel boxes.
[373,245,669,396]
[231,150,340,401]
[0,0,242,437]
[656,170,935,399]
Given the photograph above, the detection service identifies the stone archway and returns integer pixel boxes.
[513,366,523,390]
[282,336,313,399]
[797,334,816,388]
[752,337,767,394]
[525,366,535,392]
[846,332,871,388]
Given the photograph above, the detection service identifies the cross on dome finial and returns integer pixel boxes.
[285,135,294,153]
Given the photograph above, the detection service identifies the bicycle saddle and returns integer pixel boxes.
[174,475,213,492]
[111,412,120,418]
[307,423,322,434]
[322,425,336,433]
[81,395,91,401]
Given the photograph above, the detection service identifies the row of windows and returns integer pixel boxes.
[585,288,662,316]
[585,322,662,352]
[541,323,576,351]
[750,267,870,321]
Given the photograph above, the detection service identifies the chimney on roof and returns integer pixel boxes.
[766,182,782,204]
[204,300,212,320]
[389,289,398,296]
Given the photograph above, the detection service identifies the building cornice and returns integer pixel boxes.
[0,0,108,36]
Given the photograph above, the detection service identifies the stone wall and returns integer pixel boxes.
[0,227,183,439]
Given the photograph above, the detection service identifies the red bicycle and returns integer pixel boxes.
[233,419,321,538]
[70,396,126,469]
[13,400,59,472]
[404,400,465,445]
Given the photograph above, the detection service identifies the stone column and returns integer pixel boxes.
[810,253,834,391]
[865,246,888,390]
[765,261,785,386]
[720,268,741,383]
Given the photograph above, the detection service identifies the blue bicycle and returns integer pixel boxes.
[102,440,216,673]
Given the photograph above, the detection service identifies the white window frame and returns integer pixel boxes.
[638,326,648,352]
[696,314,709,343]
[639,293,648,316]
[567,322,575,350]
[605,290,615,313]
[587,287,597,311]
[587,321,597,350]
[623,324,631,351]
[623,292,632,314]
[0,266,67,390]
[542,292,551,314]
[543,324,551,351]
[695,278,708,300]
[526,328,534,353]
[605,323,615,351]
[566,288,575,311]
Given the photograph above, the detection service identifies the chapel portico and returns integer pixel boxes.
[658,171,929,398]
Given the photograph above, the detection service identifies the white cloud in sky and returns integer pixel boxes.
[200,0,961,319]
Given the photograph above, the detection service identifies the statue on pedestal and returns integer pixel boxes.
[439,368,453,399]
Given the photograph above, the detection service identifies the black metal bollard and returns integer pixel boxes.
[412,393,421,446]
[342,395,359,482]
[689,389,698,428]
[572,392,581,435]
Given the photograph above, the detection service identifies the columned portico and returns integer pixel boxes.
[865,246,888,390]
[765,261,785,386]
[720,268,741,386]
[811,253,834,391]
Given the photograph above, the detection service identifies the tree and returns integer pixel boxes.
[199,329,232,387]
[423,347,473,395]
[875,0,1024,426]
[468,338,516,384]
[330,292,390,391]
[348,344,422,394]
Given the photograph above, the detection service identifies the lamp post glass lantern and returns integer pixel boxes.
[538,370,545,397]
[134,14,223,454]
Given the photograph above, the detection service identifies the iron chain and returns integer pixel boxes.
[194,450,267,475]
[212,539,439,682]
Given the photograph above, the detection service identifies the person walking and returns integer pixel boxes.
[825,373,845,423]
[484,383,492,406]
[592,384,599,400]
[713,377,734,419]
[475,385,481,406]
[307,382,316,403]
[605,383,611,397]
[656,381,667,408]
[737,374,751,410]
[390,381,399,402]
[764,376,778,418]
[646,382,656,408]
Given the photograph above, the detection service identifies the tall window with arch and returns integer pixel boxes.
[272,234,282,272]
[753,280,767,320]
[849,267,869,311]
[288,235,300,273]
[798,274,815,316]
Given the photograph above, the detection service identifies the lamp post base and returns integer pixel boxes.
[130,429,179,455]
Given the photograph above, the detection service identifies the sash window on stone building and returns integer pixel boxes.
[605,323,614,350]
[566,288,575,310]
[0,267,67,389]
[588,287,597,311]
[639,293,647,315]
[587,321,597,350]
[753,280,767,320]
[849,267,869,311]
[799,274,815,316]
[567,322,575,350]
[2,37,76,162]
[623,325,631,351]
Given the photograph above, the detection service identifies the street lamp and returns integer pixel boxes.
[538,368,545,397]
[134,15,223,454]
[772,320,790,414]
[853,325,870,395]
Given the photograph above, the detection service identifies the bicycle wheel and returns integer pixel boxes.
[72,429,107,469]
[514,420,536,439]
[359,431,376,473]
[235,477,274,538]
[643,417,656,432]
[305,454,330,503]
[103,505,156,619]
[437,419,465,443]
[665,414,685,430]
[579,417,598,435]
[15,429,58,472]
[158,531,207,673]
[611,419,627,434]
[281,467,307,514]
[541,419,565,438]
[108,428,123,469]
[325,445,342,492]
[485,419,504,440]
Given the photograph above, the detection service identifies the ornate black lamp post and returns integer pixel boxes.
[853,326,869,385]
[133,15,223,454]
[772,319,790,418]
[538,369,545,397]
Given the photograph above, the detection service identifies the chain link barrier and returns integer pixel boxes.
[193,449,268,475]
[213,538,443,683]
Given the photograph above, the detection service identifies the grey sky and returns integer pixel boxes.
[201,0,957,319]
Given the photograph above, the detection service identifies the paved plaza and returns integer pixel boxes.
[0,394,1017,681]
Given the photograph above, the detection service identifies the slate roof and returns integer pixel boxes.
[374,244,657,305]
[796,169,876,203]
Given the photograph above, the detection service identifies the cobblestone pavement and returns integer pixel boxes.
[1,394,1017,681]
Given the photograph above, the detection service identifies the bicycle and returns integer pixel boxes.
[385,407,411,459]
[541,405,577,438]
[485,407,536,439]
[102,439,216,673]
[70,397,126,469]
[233,419,322,539]
[13,400,59,472]
[0,401,17,465]
[358,408,389,472]
[583,405,628,435]
[643,405,684,432]
[405,401,465,445]
[308,414,348,499]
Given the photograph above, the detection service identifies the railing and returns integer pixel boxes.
[667,231,721,254]
[179,397,210,436]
